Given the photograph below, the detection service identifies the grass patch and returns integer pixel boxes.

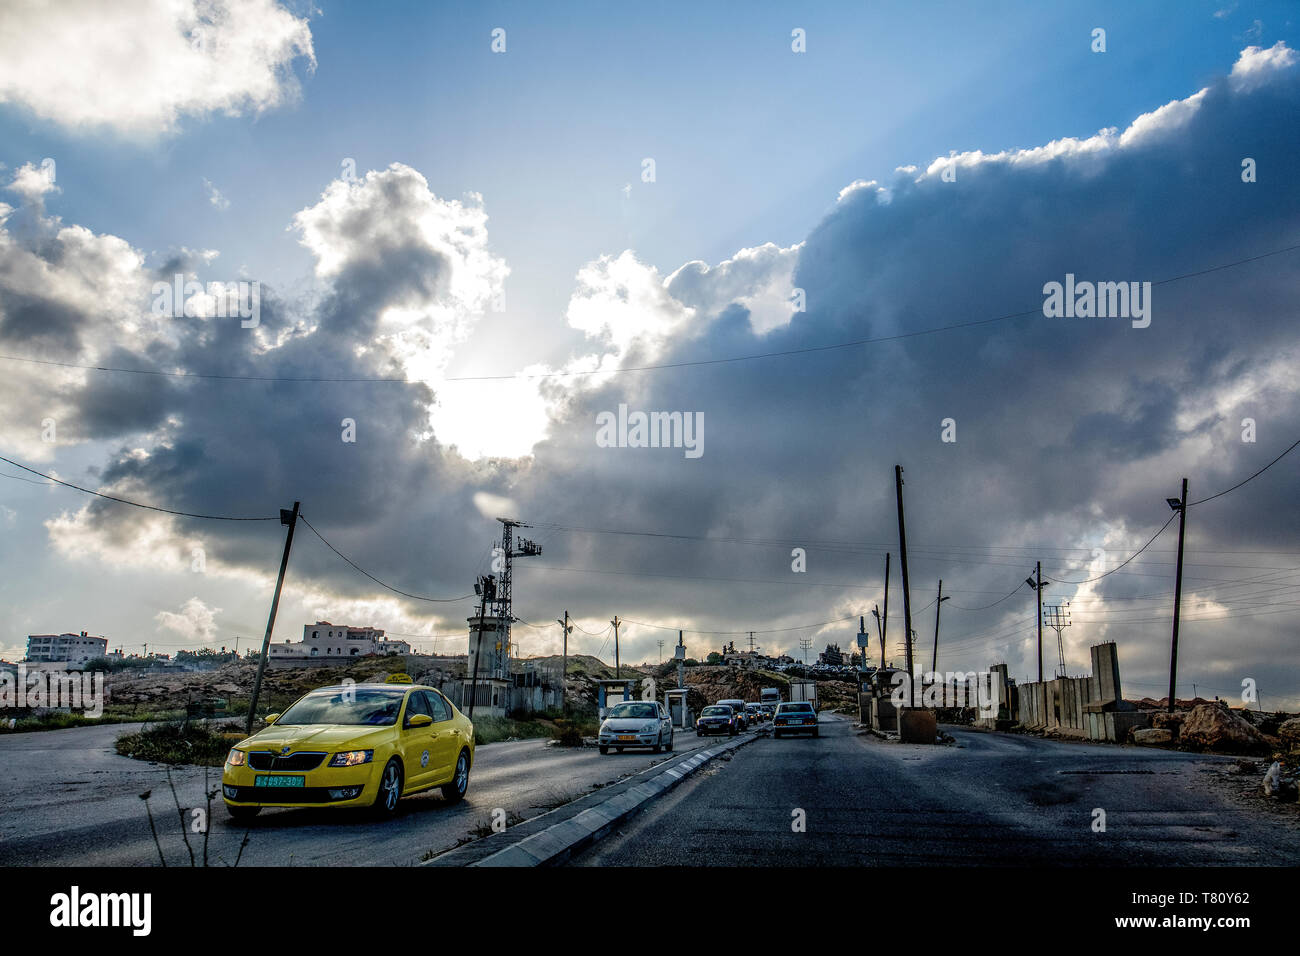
[0,709,185,733]
[115,720,235,767]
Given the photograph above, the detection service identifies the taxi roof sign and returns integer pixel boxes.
[384,673,413,684]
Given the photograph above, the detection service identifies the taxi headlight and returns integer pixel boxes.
[328,750,374,767]
[226,749,246,767]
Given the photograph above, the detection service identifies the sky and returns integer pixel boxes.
[1,0,1298,708]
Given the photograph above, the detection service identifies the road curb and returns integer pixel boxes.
[425,732,760,867]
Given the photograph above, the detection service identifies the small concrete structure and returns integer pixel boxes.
[664,688,691,729]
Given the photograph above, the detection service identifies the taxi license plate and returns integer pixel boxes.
[255,775,305,788]
[617,734,637,741]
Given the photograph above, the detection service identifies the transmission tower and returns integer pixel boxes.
[657,639,664,663]
[798,637,812,666]
[1044,603,1072,677]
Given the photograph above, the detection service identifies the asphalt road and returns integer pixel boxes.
[0,720,727,866]
[570,713,1300,866]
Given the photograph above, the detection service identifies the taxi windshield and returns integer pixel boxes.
[276,688,408,726]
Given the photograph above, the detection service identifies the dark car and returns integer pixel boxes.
[717,698,748,731]
[695,704,739,737]
[773,701,819,738]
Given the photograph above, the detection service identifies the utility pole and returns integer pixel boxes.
[930,580,949,698]
[1167,478,1189,714]
[657,639,664,663]
[895,466,915,707]
[871,604,884,668]
[1025,562,1048,684]
[246,501,299,735]
[677,630,685,690]
[468,574,494,719]
[611,616,621,678]
[799,636,812,667]
[557,610,572,715]
[1037,562,1043,683]
[882,553,890,668]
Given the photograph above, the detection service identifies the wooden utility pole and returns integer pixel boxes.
[930,579,944,683]
[1168,478,1189,714]
[881,553,890,669]
[557,610,571,715]
[1035,561,1043,683]
[246,501,299,734]
[894,467,915,707]
[611,615,621,678]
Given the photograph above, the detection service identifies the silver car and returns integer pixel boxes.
[598,700,675,754]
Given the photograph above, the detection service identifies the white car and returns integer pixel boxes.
[598,700,674,754]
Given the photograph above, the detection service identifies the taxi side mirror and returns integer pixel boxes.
[406,714,433,728]
[264,713,280,725]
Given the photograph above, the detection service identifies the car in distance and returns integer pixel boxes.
[772,700,819,738]
[222,679,475,819]
[598,700,674,754]
[717,698,749,731]
[744,703,766,725]
[695,704,739,737]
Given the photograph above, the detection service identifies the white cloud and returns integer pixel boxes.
[472,491,518,519]
[8,162,58,203]
[203,178,230,211]
[908,44,1294,181]
[0,0,314,136]
[155,596,222,643]
[1229,41,1296,92]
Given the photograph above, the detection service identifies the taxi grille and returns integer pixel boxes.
[247,751,326,772]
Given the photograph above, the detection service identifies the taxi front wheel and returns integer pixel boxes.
[372,758,403,818]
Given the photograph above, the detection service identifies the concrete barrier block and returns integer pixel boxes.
[898,707,938,743]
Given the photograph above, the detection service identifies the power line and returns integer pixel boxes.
[2,243,1297,386]
[948,580,1027,611]
[1044,513,1178,585]
[0,453,278,521]
[1189,437,1300,506]
[297,514,476,604]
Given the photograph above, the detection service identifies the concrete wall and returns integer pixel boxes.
[1013,642,1127,741]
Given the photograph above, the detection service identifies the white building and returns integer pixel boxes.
[269,622,409,659]
[25,632,108,665]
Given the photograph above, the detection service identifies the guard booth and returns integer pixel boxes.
[864,667,908,733]
[596,678,636,719]
[664,688,691,729]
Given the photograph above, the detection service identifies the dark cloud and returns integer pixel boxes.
[11,51,1300,702]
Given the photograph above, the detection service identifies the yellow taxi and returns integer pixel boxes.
[222,678,474,819]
